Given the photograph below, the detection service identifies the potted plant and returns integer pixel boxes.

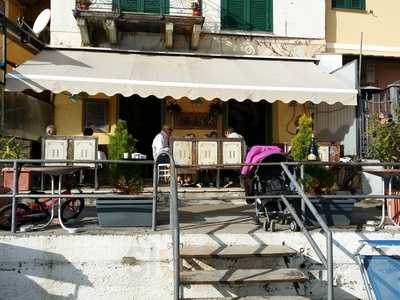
[0,133,32,191]
[191,1,201,16]
[290,114,355,226]
[96,120,152,227]
[77,0,92,10]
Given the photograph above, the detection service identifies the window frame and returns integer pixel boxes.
[83,99,110,133]
[221,0,273,32]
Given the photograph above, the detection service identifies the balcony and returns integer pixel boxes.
[73,0,204,49]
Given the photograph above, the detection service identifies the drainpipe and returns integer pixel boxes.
[357,32,364,159]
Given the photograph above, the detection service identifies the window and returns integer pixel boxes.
[115,0,169,14]
[332,0,365,10]
[83,100,109,133]
[221,0,273,32]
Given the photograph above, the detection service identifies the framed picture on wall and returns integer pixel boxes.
[83,99,109,133]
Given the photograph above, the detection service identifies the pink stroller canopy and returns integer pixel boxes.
[241,145,283,176]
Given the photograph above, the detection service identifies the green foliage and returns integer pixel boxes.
[0,132,24,159]
[115,177,144,195]
[367,111,400,162]
[290,114,313,161]
[108,120,140,185]
[303,166,338,194]
[108,119,137,160]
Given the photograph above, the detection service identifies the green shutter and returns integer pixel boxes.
[144,0,169,14]
[117,0,139,11]
[116,0,169,13]
[332,0,365,9]
[250,0,272,31]
[351,0,365,9]
[222,0,249,30]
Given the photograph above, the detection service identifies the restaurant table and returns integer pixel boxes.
[17,165,89,233]
[363,169,400,230]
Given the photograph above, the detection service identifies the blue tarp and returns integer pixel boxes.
[362,255,400,300]
[361,240,400,247]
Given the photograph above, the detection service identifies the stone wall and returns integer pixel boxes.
[1,230,399,299]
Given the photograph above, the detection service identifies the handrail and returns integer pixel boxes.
[153,151,180,300]
[280,163,334,300]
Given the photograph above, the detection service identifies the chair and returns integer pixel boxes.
[355,240,400,300]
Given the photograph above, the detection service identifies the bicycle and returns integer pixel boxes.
[0,184,85,230]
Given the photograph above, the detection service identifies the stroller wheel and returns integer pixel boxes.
[289,220,300,232]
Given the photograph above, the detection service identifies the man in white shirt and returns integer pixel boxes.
[225,127,244,139]
[152,125,173,160]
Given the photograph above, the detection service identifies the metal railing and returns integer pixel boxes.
[77,0,202,17]
[167,160,400,300]
[152,151,180,300]
[4,157,400,300]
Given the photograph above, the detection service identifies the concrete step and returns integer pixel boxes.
[181,245,297,259]
[185,297,310,300]
[181,268,308,285]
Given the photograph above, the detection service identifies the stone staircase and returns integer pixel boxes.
[179,244,310,300]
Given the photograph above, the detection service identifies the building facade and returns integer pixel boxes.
[325,0,400,154]
[6,0,359,158]
[1,0,51,153]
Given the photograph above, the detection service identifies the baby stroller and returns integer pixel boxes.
[242,146,299,232]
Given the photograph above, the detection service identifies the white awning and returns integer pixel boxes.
[5,49,358,105]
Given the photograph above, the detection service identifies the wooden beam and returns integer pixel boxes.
[76,17,91,46]
[165,22,174,49]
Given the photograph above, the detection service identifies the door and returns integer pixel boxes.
[119,95,162,159]
[227,100,271,147]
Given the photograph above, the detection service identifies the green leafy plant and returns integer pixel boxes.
[108,119,137,160]
[303,166,338,194]
[0,132,25,159]
[108,120,141,186]
[367,111,400,162]
[290,114,313,161]
[115,177,144,195]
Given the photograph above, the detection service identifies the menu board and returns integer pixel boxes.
[198,141,218,165]
[173,141,193,166]
[222,141,242,165]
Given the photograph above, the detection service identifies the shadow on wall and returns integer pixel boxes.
[0,243,92,300]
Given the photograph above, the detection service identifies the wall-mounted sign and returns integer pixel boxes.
[174,113,217,129]
[173,141,193,166]
[222,141,242,165]
[198,141,218,165]
[73,139,97,167]
[44,139,68,166]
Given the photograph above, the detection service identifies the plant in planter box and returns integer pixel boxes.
[290,115,355,226]
[367,111,400,163]
[108,119,138,182]
[290,114,313,161]
[114,176,144,195]
[0,132,32,191]
[97,120,150,227]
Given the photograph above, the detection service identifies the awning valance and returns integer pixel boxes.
[5,49,358,105]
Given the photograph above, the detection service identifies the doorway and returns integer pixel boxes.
[227,100,272,147]
[119,95,163,159]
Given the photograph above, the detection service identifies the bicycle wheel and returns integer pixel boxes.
[0,203,32,230]
[60,198,85,222]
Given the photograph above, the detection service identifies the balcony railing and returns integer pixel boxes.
[76,0,202,17]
